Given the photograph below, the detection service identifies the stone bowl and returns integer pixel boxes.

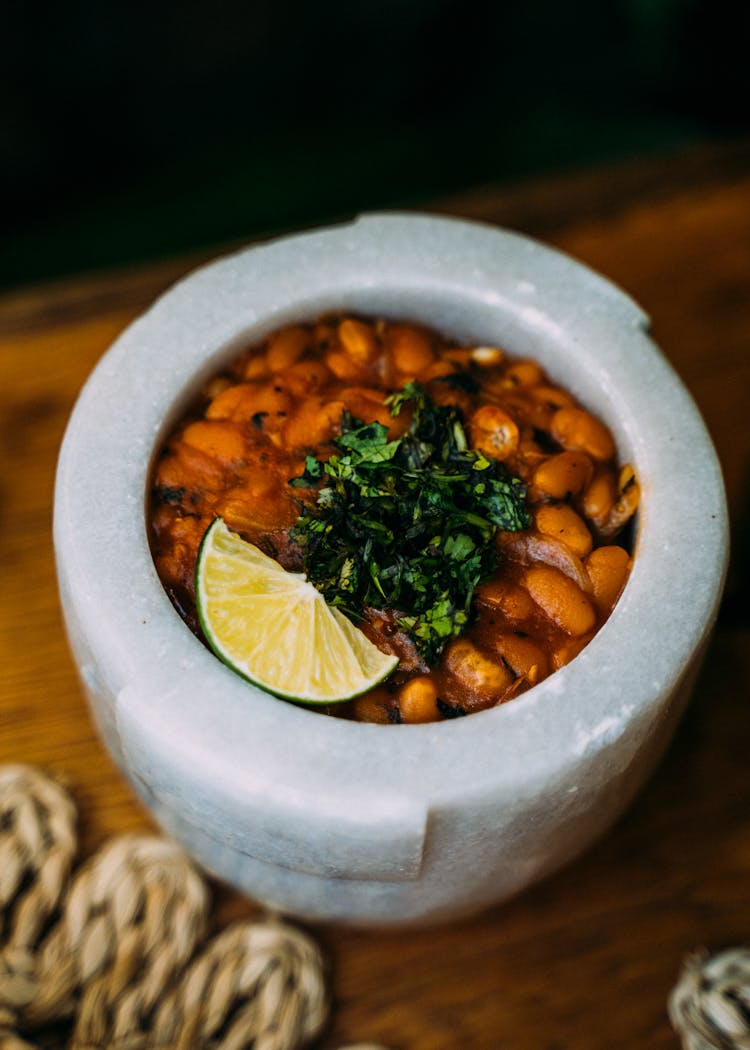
[54,214,728,926]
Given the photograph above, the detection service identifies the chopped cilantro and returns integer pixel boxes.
[289,382,531,664]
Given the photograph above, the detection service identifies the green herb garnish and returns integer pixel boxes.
[289,382,531,664]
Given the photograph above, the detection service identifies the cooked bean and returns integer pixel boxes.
[469,405,519,460]
[181,421,246,463]
[428,382,474,417]
[243,354,268,380]
[206,382,291,425]
[389,325,434,375]
[535,504,593,558]
[473,577,536,624]
[166,441,226,489]
[471,346,505,367]
[326,348,369,382]
[352,687,393,724]
[313,321,337,350]
[283,398,346,449]
[282,359,332,397]
[523,564,596,637]
[442,347,474,368]
[490,633,550,682]
[219,483,297,532]
[517,437,546,470]
[205,384,250,420]
[503,394,554,432]
[422,360,458,381]
[582,466,617,527]
[552,633,593,670]
[585,545,631,614]
[530,385,576,410]
[500,531,591,592]
[505,359,544,387]
[397,676,439,723]
[153,512,210,593]
[339,387,392,428]
[266,325,310,371]
[444,639,514,699]
[338,318,378,364]
[204,376,232,400]
[550,407,615,461]
[533,450,594,500]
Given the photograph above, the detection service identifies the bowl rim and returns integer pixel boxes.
[54,211,729,815]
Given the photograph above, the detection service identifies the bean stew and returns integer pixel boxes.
[149,316,639,723]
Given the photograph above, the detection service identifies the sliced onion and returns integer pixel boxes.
[498,530,592,592]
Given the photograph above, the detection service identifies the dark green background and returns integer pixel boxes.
[2,0,747,290]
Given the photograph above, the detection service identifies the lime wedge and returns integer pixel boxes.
[195,518,398,703]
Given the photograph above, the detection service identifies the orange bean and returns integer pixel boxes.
[550,407,615,461]
[282,359,332,397]
[389,325,434,375]
[530,385,576,410]
[351,687,393,724]
[206,382,292,433]
[153,450,186,493]
[167,441,227,489]
[517,437,546,470]
[469,405,520,460]
[444,639,514,699]
[552,633,593,670]
[218,482,298,532]
[203,376,232,400]
[338,318,378,364]
[442,347,474,368]
[397,676,439,723]
[181,421,246,463]
[489,632,550,682]
[582,467,617,527]
[340,387,392,427]
[283,398,345,448]
[473,578,536,624]
[535,504,593,558]
[205,384,251,420]
[523,564,596,637]
[585,545,631,614]
[242,354,268,380]
[470,346,505,367]
[533,451,594,500]
[421,360,458,381]
[265,325,310,371]
[428,382,474,417]
[504,392,554,431]
[504,359,544,387]
[313,321,337,351]
[154,516,210,590]
[326,348,369,382]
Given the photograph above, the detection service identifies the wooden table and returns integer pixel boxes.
[2,140,749,1049]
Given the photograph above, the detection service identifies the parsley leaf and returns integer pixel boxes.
[289,382,530,664]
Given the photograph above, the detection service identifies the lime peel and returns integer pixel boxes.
[195,518,398,703]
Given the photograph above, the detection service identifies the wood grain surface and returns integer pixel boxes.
[1,140,749,1050]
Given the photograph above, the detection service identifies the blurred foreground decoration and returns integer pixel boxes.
[0,764,336,1050]
[670,948,750,1050]
[12,760,750,1048]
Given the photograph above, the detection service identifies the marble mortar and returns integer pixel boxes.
[54,214,729,926]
